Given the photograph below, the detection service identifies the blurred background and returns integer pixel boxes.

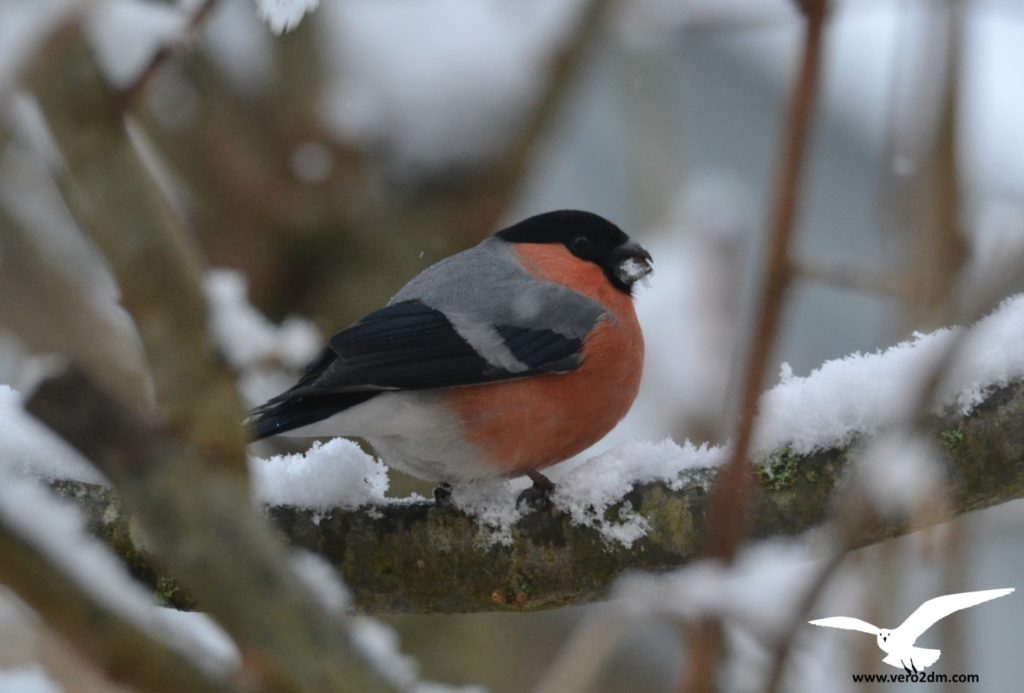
[1,0,1023,691]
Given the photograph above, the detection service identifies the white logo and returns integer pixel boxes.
[809,588,1014,672]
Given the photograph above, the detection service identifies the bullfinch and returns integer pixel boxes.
[247,210,652,489]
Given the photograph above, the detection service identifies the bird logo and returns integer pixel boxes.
[809,587,1014,673]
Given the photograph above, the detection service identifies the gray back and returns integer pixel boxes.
[390,237,606,340]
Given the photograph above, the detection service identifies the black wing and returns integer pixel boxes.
[247,300,584,439]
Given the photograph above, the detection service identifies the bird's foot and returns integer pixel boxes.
[433,482,453,506]
[517,470,555,511]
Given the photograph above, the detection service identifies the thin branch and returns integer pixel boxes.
[760,541,848,693]
[467,0,616,228]
[756,272,1024,691]
[44,377,1024,615]
[707,0,830,563]
[762,95,1024,689]
[899,0,967,329]
[531,604,631,693]
[687,2,829,689]
[117,0,220,111]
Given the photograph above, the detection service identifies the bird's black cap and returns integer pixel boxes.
[496,210,651,294]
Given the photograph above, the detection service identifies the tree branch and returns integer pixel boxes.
[27,368,387,692]
[46,379,1024,615]
[27,22,248,473]
[0,511,232,693]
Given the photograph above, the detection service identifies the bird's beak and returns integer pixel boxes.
[610,240,654,288]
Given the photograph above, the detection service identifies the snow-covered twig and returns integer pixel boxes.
[254,0,320,35]
[117,0,220,109]
[0,480,235,693]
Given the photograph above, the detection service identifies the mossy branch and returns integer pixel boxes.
[49,380,1024,615]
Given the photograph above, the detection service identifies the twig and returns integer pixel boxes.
[760,539,849,693]
[468,0,616,228]
[706,0,830,562]
[684,2,830,690]
[532,605,631,693]
[117,0,220,111]
[761,103,1024,690]
[679,620,725,693]
[888,0,966,329]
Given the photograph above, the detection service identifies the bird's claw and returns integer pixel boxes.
[517,470,555,511]
[433,482,453,506]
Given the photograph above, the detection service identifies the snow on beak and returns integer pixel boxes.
[611,240,653,288]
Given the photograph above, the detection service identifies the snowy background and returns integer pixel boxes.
[2,0,1024,691]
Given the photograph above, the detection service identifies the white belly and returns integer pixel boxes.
[283,391,496,482]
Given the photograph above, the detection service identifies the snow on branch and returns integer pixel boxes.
[37,370,1024,614]
[0,479,236,693]
[254,0,320,35]
[25,364,391,690]
[252,293,1024,545]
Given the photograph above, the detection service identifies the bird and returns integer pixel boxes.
[246,210,653,492]
[808,587,1014,672]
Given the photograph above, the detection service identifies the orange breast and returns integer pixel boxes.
[442,244,644,473]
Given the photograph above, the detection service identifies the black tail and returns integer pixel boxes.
[245,391,378,440]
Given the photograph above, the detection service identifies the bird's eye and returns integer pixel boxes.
[570,235,592,255]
